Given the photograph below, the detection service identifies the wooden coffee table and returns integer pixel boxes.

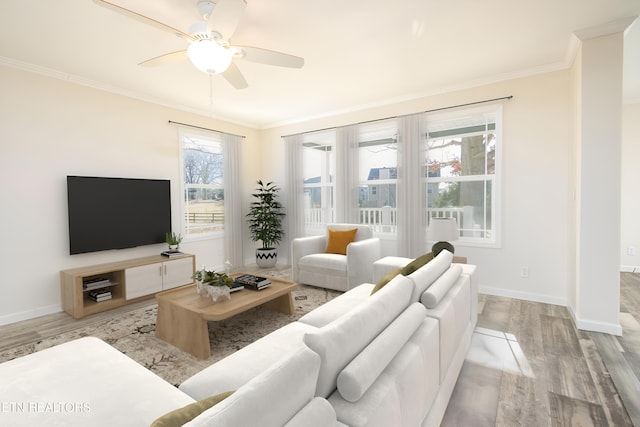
[155,274,297,359]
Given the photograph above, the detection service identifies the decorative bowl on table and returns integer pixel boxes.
[193,268,233,302]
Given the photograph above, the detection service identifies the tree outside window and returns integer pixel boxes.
[182,134,224,236]
[426,111,498,243]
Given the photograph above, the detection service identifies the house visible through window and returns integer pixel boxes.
[295,104,502,248]
[180,132,224,236]
[358,119,397,233]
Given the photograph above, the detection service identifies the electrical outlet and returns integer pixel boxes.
[628,247,636,256]
[520,267,529,278]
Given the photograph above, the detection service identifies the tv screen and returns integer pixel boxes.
[67,176,172,255]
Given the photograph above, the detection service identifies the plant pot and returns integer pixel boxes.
[196,281,230,302]
[256,248,278,268]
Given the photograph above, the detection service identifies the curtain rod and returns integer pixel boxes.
[281,95,513,138]
[168,120,246,138]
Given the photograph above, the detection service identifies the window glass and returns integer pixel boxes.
[425,110,498,244]
[302,130,336,232]
[358,120,397,232]
[182,134,224,236]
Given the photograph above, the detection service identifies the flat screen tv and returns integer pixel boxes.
[67,176,172,255]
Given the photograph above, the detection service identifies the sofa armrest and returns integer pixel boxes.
[346,238,381,289]
[291,235,328,281]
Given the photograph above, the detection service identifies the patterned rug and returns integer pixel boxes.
[0,280,340,387]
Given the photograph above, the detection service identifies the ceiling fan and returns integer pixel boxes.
[93,0,304,89]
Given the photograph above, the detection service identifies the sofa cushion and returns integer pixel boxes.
[421,265,463,308]
[179,321,317,400]
[185,346,323,427]
[283,397,338,427]
[424,275,470,382]
[406,249,453,301]
[299,283,375,328]
[326,228,358,255]
[403,252,435,275]
[370,252,434,294]
[370,267,402,294]
[337,303,427,402]
[0,337,195,427]
[298,253,347,273]
[303,274,414,398]
[150,391,234,427]
[328,317,440,427]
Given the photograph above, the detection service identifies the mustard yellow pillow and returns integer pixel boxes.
[150,391,234,427]
[325,228,358,255]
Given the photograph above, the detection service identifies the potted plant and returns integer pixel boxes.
[192,266,233,302]
[165,232,183,252]
[247,180,285,268]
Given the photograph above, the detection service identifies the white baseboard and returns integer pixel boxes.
[565,303,623,336]
[479,288,624,336]
[0,304,62,326]
[479,285,567,307]
[620,265,640,273]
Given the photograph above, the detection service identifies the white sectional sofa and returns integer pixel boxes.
[0,250,477,427]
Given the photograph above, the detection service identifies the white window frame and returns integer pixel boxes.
[178,128,225,241]
[424,104,502,248]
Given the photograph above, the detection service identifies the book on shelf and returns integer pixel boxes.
[83,278,111,290]
[161,250,183,257]
[88,289,112,302]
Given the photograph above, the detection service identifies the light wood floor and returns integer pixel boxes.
[442,272,640,427]
[1,273,638,426]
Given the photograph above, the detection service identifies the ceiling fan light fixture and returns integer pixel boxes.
[187,40,232,74]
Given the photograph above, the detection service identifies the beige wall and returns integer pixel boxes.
[621,102,640,272]
[261,71,573,306]
[1,61,637,327]
[0,65,258,324]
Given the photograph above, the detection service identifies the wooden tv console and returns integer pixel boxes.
[60,254,195,319]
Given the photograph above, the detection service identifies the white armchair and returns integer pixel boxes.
[291,224,381,292]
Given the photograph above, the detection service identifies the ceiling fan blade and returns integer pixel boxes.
[235,46,304,68]
[93,0,194,41]
[138,50,188,67]
[222,62,248,89]
[207,0,247,39]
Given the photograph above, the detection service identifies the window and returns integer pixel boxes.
[425,106,501,246]
[180,132,225,237]
[358,119,397,233]
[289,103,502,251]
[302,130,336,234]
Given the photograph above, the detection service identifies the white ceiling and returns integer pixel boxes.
[1,0,639,129]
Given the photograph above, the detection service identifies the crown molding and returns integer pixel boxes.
[0,56,256,130]
[573,16,638,41]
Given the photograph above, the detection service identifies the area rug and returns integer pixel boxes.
[0,282,340,387]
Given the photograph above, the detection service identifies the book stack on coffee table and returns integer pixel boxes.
[233,274,271,291]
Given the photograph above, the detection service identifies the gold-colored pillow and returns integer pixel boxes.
[402,252,434,275]
[370,268,402,294]
[325,228,358,255]
[370,252,434,295]
[150,391,234,427]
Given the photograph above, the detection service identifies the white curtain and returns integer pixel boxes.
[284,134,305,240]
[222,133,244,267]
[335,125,360,223]
[396,113,428,257]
